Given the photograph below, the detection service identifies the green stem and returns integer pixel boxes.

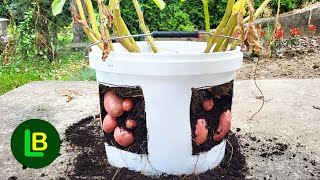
[110,0,140,52]
[75,0,103,49]
[132,0,158,53]
[203,0,210,44]
[204,0,235,53]
[119,16,140,52]
[84,0,101,40]
[230,35,240,50]
[219,21,237,51]
[213,14,237,52]
[114,9,137,52]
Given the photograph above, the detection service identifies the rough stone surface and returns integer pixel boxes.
[255,2,320,37]
[0,80,319,179]
[232,79,320,179]
[0,81,100,179]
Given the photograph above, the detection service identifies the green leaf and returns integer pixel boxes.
[52,0,66,16]
[152,0,166,10]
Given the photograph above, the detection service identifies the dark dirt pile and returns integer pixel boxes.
[236,131,320,179]
[64,116,248,180]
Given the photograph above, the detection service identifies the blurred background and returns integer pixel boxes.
[0,0,318,95]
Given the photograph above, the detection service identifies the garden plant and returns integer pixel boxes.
[52,0,281,176]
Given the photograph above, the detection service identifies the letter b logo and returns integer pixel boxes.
[24,130,48,157]
[11,119,60,168]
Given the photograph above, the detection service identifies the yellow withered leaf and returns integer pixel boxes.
[232,0,246,15]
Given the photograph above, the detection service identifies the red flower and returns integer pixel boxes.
[256,25,261,30]
[290,28,301,36]
[260,30,266,37]
[309,24,317,33]
[275,28,284,39]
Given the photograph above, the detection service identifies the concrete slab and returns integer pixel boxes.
[0,79,319,179]
[232,79,320,179]
[0,81,100,179]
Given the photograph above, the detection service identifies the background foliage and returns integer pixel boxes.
[0,0,319,95]
[120,0,318,34]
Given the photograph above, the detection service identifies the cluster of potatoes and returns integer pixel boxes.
[102,90,231,148]
[195,98,231,145]
[102,90,137,147]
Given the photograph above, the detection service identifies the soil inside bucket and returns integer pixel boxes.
[99,81,234,155]
[190,81,234,154]
[99,85,148,154]
[64,116,247,179]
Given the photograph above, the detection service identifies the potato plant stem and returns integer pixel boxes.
[230,34,241,50]
[114,9,136,51]
[97,0,114,50]
[119,16,141,52]
[110,0,140,52]
[204,0,235,53]
[75,0,86,21]
[84,0,101,40]
[213,14,237,52]
[219,21,237,51]
[132,0,158,53]
[203,0,210,44]
[75,0,103,49]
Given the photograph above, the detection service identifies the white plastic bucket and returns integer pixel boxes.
[89,41,243,176]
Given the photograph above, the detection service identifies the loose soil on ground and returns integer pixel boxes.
[64,116,247,180]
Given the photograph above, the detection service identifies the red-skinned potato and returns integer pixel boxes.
[123,98,133,112]
[202,99,214,111]
[126,119,137,129]
[104,91,124,118]
[114,127,134,147]
[213,110,231,141]
[102,114,117,133]
[195,119,208,145]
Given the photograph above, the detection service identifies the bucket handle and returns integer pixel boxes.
[83,31,240,57]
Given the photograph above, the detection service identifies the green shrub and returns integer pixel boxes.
[253,0,315,14]
[118,0,318,35]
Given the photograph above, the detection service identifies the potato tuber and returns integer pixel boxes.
[202,98,214,111]
[213,110,231,141]
[114,127,134,147]
[102,114,117,133]
[195,119,208,145]
[123,98,133,112]
[104,90,124,118]
[126,119,137,129]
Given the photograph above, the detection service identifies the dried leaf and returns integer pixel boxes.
[238,0,263,54]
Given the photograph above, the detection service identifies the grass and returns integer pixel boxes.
[0,51,96,96]
[0,24,97,96]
